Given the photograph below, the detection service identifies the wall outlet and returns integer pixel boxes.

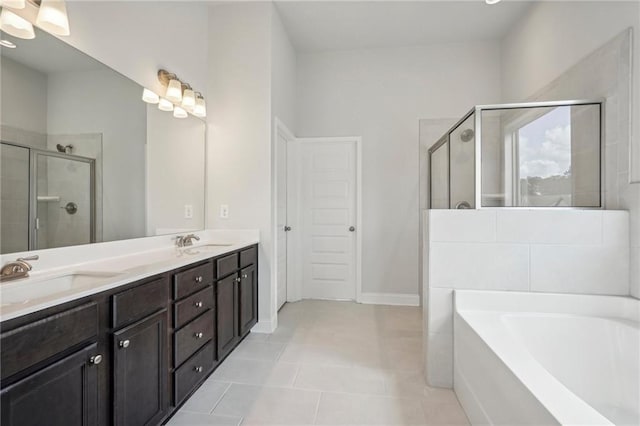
[184,204,193,219]
[220,204,229,219]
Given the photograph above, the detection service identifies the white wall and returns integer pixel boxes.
[425,209,630,387]
[500,1,640,298]
[1,57,47,135]
[296,42,502,298]
[146,106,206,235]
[64,1,209,96]
[271,7,297,131]
[207,2,275,331]
[47,69,147,242]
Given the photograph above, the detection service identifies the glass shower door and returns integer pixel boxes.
[1,143,30,253]
[33,151,94,250]
[449,113,476,209]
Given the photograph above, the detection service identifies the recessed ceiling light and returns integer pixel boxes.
[0,39,17,49]
[486,0,501,4]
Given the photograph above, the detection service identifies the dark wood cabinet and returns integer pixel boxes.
[238,264,258,337]
[0,243,258,426]
[216,273,239,360]
[113,310,168,426]
[1,343,100,426]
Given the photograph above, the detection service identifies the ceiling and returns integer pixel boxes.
[1,28,104,74]
[275,1,535,53]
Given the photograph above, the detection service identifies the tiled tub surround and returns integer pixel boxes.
[454,290,639,426]
[0,229,258,322]
[423,209,629,387]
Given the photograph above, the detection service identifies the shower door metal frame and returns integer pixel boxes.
[27,147,96,250]
[427,99,604,210]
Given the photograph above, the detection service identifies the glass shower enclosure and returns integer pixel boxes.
[428,100,603,209]
[1,142,95,253]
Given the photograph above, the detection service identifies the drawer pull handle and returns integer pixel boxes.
[119,340,130,349]
[194,332,204,339]
[194,366,203,373]
[195,276,203,283]
[89,354,103,365]
[194,301,203,308]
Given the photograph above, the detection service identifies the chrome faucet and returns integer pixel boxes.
[0,255,39,282]
[175,234,200,248]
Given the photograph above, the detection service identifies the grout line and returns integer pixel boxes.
[208,381,233,415]
[312,392,323,425]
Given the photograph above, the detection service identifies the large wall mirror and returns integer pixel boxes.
[0,28,206,255]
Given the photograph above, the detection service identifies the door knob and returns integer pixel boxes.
[349,226,356,232]
[284,226,292,232]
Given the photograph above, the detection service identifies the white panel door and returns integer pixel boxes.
[276,129,289,310]
[297,140,357,300]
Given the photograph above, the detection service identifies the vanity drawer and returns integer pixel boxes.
[173,263,213,300]
[174,286,214,329]
[240,246,257,268]
[174,342,214,405]
[1,302,98,380]
[216,253,238,279]
[112,277,168,329]
[174,310,214,367]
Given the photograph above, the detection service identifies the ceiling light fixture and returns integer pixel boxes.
[142,88,160,104]
[0,39,16,48]
[181,88,196,109]
[165,79,183,103]
[0,8,34,39]
[35,0,70,36]
[485,0,501,4]
[158,98,174,112]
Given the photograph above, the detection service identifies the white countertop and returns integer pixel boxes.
[0,230,259,323]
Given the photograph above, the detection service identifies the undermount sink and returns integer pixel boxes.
[0,271,121,307]
[182,243,234,255]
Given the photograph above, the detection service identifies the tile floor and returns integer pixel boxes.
[167,300,469,425]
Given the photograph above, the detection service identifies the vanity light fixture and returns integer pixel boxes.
[0,8,34,39]
[485,0,501,4]
[142,88,160,104]
[1,0,26,9]
[181,88,196,109]
[35,0,70,36]
[158,98,174,112]
[173,106,188,119]
[193,94,206,118]
[0,39,16,48]
[166,78,183,103]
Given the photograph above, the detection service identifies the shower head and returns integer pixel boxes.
[460,129,474,142]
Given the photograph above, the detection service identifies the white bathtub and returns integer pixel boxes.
[453,290,639,426]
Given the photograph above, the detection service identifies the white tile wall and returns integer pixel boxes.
[425,209,630,387]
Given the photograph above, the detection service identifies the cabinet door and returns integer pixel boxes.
[216,273,238,360]
[113,310,168,426]
[238,264,258,336]
[1,343,100,426]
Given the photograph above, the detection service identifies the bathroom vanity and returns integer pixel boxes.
[0,242,258,426]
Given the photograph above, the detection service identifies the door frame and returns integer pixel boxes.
[273,118,296,313]
[287,136,363,303]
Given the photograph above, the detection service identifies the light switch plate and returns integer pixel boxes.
[184,204,193,219]
[220,204,229,219]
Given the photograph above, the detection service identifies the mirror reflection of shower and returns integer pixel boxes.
[460,129,474,142]
[56,144,73,154]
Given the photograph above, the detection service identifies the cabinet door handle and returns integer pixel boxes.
[89,354,103,365]
[194,366,203,373]
[242,274,248,279]
[194,332,204,339]
[194,301,203,308]
[195,276,203,283]
[119,340,130,349]
[235,277,241,283]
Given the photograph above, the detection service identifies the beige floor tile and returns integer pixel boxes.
[315,392,427,425]
[229,340,285,362]
[166,411,241,426]
[212,384,320,424]
[422,396,469,426]
[179,379,231,413]
[293,364,387,395]
[211,358,299,386]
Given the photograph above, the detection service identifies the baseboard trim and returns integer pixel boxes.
[359,292,420,306]
[251,318,276,333]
